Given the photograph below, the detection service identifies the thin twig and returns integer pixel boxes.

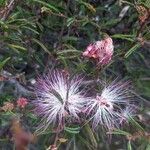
[0,0,20,21]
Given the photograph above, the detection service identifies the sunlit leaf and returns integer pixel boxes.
[32,38,51,55]
[76,0,96,13]
[125,43,141,58]
[108,129,131,136]
[127,140,132,150]
[8,44,27,51]
[65,126,80,134]
[0,57,11,70]
[31,0,60,13]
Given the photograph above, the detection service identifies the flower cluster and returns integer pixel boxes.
[0,97,28,112]
[34,70,137,131]
[33,37,138,132]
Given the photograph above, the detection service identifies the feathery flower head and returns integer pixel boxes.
[85,80,135,130]
[119,106,137,125]
[34,70,86,131]
[83,37,114,65]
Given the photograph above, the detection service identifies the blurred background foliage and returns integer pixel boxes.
[0,0,150,149]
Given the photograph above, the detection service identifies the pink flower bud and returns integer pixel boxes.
[83,37,114,65]
[17,97,28,108]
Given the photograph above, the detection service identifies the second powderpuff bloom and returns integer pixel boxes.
[119,105,137,125]
[85,80,135,130]
[83,37,114,65]
[34,70,86,131]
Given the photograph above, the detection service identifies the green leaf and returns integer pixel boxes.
[31,0,60,13]
[57,49,81,55]
[64,126,80,134]
[0,20,8,29]
[58,56,68,68]
[84,124,97,148]
[36,129,53,135]
[102,19,120,28]
[127,140,132,150]
[0,0,6,6]
[67,18,75,27]
[8,44,27,52]
[129,117,144,132]
[0,57,11,70]
[125,43,141,58]
[146,144,150,150]
[21,26,39,35]
[76,0,96,13]
[32,38,51,55]
[112,34,135,42]
[78,135,94,150]
[27,113,38,120]
[108,129,131,136]
[62,36,78,42]
[143,0,150,8]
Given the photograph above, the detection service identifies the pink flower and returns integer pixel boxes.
[119,106,137,125]
[83,37,114,65]
[17,97,28,108]
[33,70,87,131]
[85,80,135,130]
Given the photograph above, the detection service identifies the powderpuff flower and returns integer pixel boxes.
[34,70,86,131]
[85,80,134,130]
[83,37,114,65]
[17,97,28,108]
[119,106,137,125]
